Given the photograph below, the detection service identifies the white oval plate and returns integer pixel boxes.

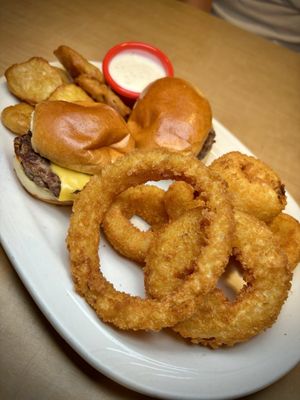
[0,65,299,400]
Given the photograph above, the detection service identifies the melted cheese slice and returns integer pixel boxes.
[50,163,91,202]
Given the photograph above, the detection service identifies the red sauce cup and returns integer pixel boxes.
[102,41,174,105]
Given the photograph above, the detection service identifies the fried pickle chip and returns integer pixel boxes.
[5,57,65,105]
[47,83,94,102]
[75,74,131,119]
[54,45,104,82]
[53,67,71,83]
[1,103,34,135]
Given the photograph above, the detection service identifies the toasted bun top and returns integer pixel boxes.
[127,77,212,155]
[31,101,135,174]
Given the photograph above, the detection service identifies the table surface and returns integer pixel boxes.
[0,0,299,399]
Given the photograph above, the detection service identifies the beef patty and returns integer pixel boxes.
[14,133,61,197]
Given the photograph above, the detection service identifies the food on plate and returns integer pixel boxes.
[209,151,287,222]
[53,45,131,118]
[1,102,34,135]
[75,74,131,119]
[145,210,291,348]
[53,45,104,82]
[144,207,210,299]
[13,100,135,204]
[4,57,65,104]
[269,213,300,271]
[53,66,71,83]
[102,185,168,264]
[164,180,205,221]
[127,77,215,158]
[47,83,94,102]
[67,149,233,331]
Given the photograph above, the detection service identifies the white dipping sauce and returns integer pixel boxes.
[109,50,167,92]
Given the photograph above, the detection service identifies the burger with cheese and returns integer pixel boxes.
[127,77,215,158]
[13,100,135,204]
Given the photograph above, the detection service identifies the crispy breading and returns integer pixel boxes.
[209,151,287,222]
[102,185,168,264]
[269,213,300,271]
[5,57,64,104]
[1,102,34,135]
[75,74,131,119]
[54,45,104,82]
[47,83,94,102]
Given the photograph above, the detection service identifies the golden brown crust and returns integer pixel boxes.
[1,102,34,135]
[54,45,104,82]
[47,83,94,102]
[31,100,135,174]
[127,77,212,154]
[75,74,131,119]
[268,212,300,271]
[209,151,287,222]
[5,57,64,105]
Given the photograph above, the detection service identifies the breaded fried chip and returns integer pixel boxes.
[53,67,71,83]
[47,83,94,102]
[75,74,131,119]
[54,45,104,82]
[1,102,34,135]
[5,57,64,105]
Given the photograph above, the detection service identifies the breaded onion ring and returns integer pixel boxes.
[145,210,291,347]
[67,149,233,331]
[209,151,286,222]
[102,185,168,264]
[144,207,212,300]
[268,213,300,271]
[164,181,205,221]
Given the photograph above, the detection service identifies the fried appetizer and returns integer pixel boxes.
[102,185,168,264]
[75,74,131,119]
[53,66,71,83]
[67,149,233,331]
[47,83,94,102]
[54,45,104,82]
[210,151,287,222]
[269,213,300,271]
[145,210,291,348]
[5,57,65,105]
[1,103,34,135]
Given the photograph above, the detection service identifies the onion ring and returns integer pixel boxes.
[268,212,300,271]
[145,210,291,347]
[164,181,205,221]
[102,184,168,264]
[67,149,233,331]
[209,151,286,222]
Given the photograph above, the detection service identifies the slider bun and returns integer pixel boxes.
[13,156,71,205]
[31,100,135,174]
[127,77,212,155]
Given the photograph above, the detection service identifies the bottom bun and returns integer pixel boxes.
[13,157,72,206]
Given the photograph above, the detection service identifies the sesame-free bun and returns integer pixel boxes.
[127,77,212,155]
[31,100,135,174]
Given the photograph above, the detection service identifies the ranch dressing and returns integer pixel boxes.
[109,50,167,93]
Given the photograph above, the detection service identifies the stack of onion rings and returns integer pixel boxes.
[67,149,233,331]
[145,210,291,347]
[67,148,297,346]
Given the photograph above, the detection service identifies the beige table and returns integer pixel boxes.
[0,0,299,399]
